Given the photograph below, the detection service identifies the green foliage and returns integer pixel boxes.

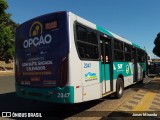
[0,0,18,63]
[0,0,8,13]
[153,32,160,57]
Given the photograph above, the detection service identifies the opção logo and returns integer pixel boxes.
[23,21,52,49]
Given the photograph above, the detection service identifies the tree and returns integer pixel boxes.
[153,32,160,57]
[0,0,8,12]
[0,0,18,63]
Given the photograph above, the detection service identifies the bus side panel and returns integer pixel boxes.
[113,62,133,90]
[83,83,101,102]
[68,12,83,103]
[70,14,101,102]
[81,61,101,101]
[124,63,134,86]
[77,16,101,102]
[137,62,143,81]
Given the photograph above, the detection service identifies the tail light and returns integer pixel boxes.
[59,56,68,87]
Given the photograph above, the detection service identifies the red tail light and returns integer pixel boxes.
[59,57,68,87]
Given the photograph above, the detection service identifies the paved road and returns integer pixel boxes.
[0,75,15,94]
[0,75,155,120]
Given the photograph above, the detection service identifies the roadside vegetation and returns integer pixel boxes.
[0,0,18,63]
[153,32,160,57]
[0,0,18,71]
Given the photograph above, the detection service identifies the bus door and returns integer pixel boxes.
[132,48,138,82]
[100,36,112,94]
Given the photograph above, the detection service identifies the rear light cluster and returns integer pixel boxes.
[59,56,68,87]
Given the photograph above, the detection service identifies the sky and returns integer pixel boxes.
[6,0,160,58]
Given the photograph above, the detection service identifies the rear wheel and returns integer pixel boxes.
[115,77,124,99]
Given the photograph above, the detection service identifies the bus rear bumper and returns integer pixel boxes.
[16,85,74,104]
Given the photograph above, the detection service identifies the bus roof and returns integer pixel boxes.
[69,11,144,50]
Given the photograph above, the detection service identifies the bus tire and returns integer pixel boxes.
[115,77,124,99]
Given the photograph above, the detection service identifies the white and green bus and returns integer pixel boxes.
[15,11,148,103]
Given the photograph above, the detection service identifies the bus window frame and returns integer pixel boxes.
[124,43,132,62]
[137,48,145,62]
[74,22,100,61]
[113,39,125,62]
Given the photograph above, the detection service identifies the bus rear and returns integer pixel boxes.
[15,11,74,103]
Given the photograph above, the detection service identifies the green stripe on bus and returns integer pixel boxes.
[132,43,145,51]
[96,26,113,37]
[113,62,132,79]
[99,62,132,82]
[132,43,141,49]
[16,85,74,103]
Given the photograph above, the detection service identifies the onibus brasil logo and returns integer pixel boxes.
[23,21,52,48]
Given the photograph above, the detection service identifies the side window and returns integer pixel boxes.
[124,44,132,61]
[76,26,87,42]
[114,40,123,50]
[114,51,124,61]
[75,24,99,60]
[114,40,124,61]
[87,30,98,44]
[77,42,99,59]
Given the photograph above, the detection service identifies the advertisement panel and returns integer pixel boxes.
[15,12,69,87]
